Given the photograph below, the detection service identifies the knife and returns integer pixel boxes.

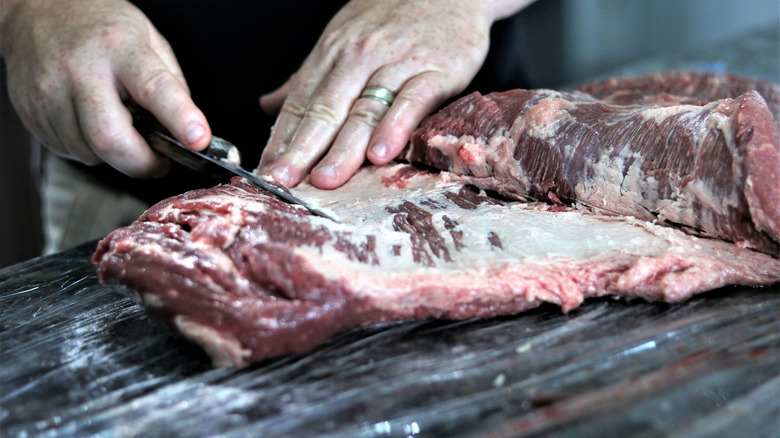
[130,105,339,222]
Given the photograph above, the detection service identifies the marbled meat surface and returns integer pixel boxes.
[408,71,780,254]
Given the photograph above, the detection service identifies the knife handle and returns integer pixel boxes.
[127,101,243,168]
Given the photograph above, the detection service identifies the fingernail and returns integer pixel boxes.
[370,143,387,159]
[270,166,290,185]
[185,124,205,144]
[315,165,336,179]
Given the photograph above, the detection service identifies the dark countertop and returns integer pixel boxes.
[1,241,778,437]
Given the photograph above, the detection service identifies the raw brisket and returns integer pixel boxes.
[93,71,780,366]
[407,73,780,255]
[93,164,780,366]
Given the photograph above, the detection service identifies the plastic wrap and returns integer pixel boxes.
[1,242,778,437]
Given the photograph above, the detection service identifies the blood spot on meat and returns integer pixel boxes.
[458,142,483,163]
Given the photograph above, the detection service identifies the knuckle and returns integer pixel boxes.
[317,31,339,54]
[317,29,348,58]
[60,56,84,80]
[350,105,383,127]
[305,102,340,124]
[135,69,176,103]
[316,28,383,62]
[396,86,436,109]
[29,64,67,101]
[32,75,59,102]
[354,31,383,56]
[86,126,123,155]
[280,101,308,119]
[99,24,132,51]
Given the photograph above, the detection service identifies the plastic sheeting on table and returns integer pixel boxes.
[1,241,778,437]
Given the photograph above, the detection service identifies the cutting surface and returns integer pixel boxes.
[1,241,778,437]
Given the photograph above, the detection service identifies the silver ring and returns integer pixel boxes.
[360,86,395,106]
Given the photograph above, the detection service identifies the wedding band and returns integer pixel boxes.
[360,86,395,106]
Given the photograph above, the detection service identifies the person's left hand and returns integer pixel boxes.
[258,0,533,189]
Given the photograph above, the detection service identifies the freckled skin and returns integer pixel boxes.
[1,0,536,183]
[0,0,212,178]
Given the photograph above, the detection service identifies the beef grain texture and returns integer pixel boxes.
[408,71,780,255]
[577,71,780,123]
[93,164,780,366]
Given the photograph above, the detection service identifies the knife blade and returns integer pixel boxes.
[131,106,339,222]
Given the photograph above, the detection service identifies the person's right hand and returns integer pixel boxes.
[0,0,211,177]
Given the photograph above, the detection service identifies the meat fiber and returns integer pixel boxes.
[93,164,780,366]
[407,73,780,255]
[577,71,780,123]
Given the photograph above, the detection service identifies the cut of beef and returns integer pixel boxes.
[576,71,780,123]
[407,72,780,255]
[94,71,780,366]
[93,164,780,366]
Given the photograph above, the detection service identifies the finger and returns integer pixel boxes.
[309,74,404,188]
[73,69,170,178]
[258,69,337,179]
[310,60,449,189]
[257,94,308,180]
[258,45,339,173]
[8,67,101,164]
[114,45,211,152]
[259,77,291,115]
[260,66,368,186]
[40,107,101,165]
[146,28,188,91]
[56,96,102,165]
[41,74,103,164]
[309,95,391,189]
[367,71,452,165]
[258,42,367,185]
[23,95,102,165]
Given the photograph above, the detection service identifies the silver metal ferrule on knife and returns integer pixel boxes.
[130,105,339,222]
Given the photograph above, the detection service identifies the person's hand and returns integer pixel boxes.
[258,0,534,189]
[0,0,211,177]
